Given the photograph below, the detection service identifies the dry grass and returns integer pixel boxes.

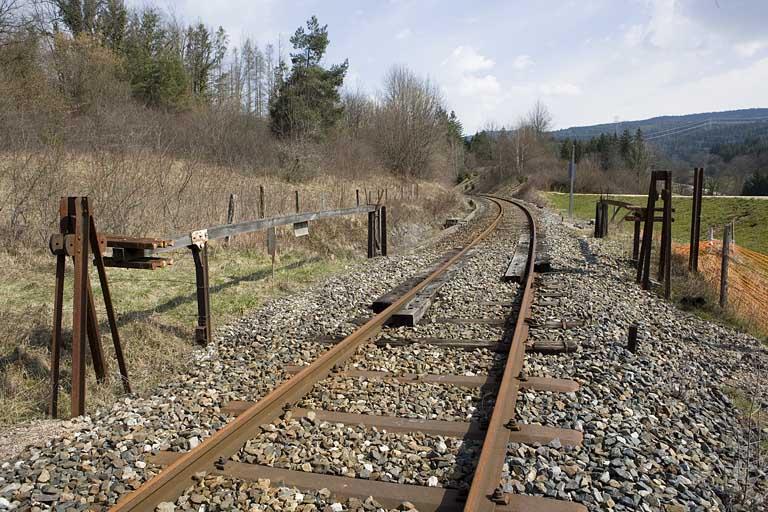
[0,150,466,426]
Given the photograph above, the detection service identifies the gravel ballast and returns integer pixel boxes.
[0,196,764,512]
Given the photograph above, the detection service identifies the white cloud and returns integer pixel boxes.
[458,74,502,97]
[735,40,768,58]
[512,55,533,70]
[539,82,582,96]
[395,28,412,40]
[447,46,495,73]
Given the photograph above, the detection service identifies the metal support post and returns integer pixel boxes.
[367,211,375,258]
[71,196,90,417]
[661,172,673,299]
[632,216,641,265]
[720,223,731,308]
[380,206,387,257]
[594,201,602,238]
[637,174,659,289]
[89,214,130,393]
[191,243,212,345]
[627,324,638,353]
[600,201,609,238]
[689,167,703,272]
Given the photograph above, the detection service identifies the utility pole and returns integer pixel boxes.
[568,143,576,220]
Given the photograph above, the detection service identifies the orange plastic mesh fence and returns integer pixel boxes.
[673,241,768,331]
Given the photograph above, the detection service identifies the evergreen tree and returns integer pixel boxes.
[269,16,348,138]
[183,23,215,98]
[742,170,768,195]
[124,8,188,109]
[619,129,631,161]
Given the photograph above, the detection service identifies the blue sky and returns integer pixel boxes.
[143,0,768,133]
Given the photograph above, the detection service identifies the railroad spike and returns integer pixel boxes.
[518,370,528,382]
[504,418,521,431]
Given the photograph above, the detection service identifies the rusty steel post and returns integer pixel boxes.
[367,211,375,258]
[627,324,638,353]
[49,251,66,418]
[637,173,659,289]
[662,172,673,299]
[71,196,90,417]
[259,186,265,218]
[85,280,107,383]
[720,223,731,308]
[89,214,130,393]
[689,167,703,272]
[380,206,388,257]
[356,189,360,207]
[632,216,641,265]
[192,244,212,345]
[594,201,601,238]
[295,190,300,214]
[600,201,609,238]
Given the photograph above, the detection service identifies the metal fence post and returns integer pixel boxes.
[191,243,212,345]
[594,201,601,238]
[380,206,387,256]
[632,215,641,266]
[367,211,375,258]
[225,193,236,246]
[689,167,703,272]
[71,196,90,417]
[720,223,731,308]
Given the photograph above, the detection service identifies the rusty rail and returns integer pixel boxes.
[463,196,537,511]
[111,199,504,511]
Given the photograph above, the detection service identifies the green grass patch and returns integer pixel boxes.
[0,244,346,425]
[546,192,768,254]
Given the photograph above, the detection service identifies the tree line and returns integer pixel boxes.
[0,1,465,181]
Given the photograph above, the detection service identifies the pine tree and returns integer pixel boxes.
[269,16,348,139]
[124,8,188,109]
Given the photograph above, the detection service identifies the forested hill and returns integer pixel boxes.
[551,108,768,165]
[552,108,768,140]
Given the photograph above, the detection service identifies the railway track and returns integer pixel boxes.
[112,196,586,512]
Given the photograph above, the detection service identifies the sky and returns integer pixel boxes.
[138,0,768,134]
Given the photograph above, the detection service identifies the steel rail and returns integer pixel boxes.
[111,199,505,511]
[463,196,537,512]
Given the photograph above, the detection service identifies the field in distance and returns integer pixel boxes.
[546,192,768,254]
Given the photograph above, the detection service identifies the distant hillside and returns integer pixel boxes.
[551,108,768,165]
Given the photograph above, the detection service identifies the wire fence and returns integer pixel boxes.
[672,239,768,332]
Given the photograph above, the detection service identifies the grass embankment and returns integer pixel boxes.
[546,192,768,254]
[0,151,466,425]
[546,191,768,339]
[0,244,344,424]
